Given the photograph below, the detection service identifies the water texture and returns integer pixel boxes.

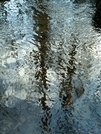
[0,0,101,133]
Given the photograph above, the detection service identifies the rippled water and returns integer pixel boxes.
[0,0,101,133]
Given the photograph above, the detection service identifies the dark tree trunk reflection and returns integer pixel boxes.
[32,1,51,132]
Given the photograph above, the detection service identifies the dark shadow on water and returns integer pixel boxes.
[0,99,77,134]
[0,100,44,134]
[92,10,101,31]
[92,0,101,31]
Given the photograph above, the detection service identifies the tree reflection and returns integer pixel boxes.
[32,0,49,106]
[32,1,51,132]
[58,35,76,107]
[31,0,77,131]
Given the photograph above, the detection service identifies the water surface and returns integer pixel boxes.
[0,0,101,134]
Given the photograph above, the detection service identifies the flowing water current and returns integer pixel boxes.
[0,0,101,133]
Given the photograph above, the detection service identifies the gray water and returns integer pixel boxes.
[0,0,101,134]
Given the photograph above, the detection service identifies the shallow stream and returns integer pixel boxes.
[0,0,101,134]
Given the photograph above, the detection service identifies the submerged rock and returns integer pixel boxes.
[72,75,84,98]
